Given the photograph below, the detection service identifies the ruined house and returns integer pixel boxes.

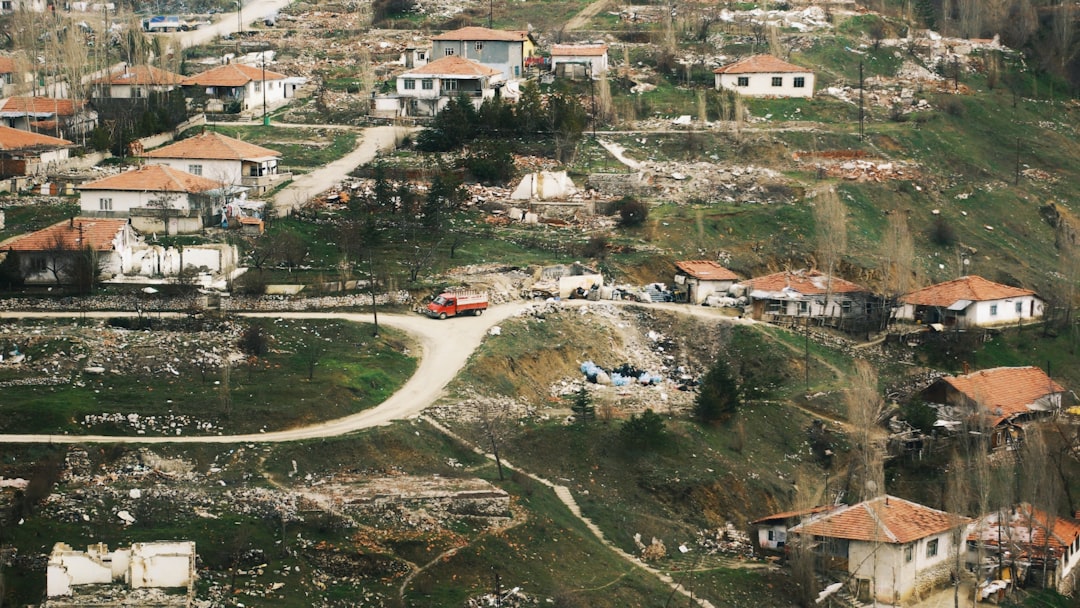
[751,504,841,552]
[967,504,1080,596]
[46,541,196,607]
[673,260,740,305]
[738,269,872,327]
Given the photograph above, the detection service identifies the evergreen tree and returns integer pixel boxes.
[570,387,595,426]
[621,409,669,451]
[693,357,741,423]
[0,249,24,290]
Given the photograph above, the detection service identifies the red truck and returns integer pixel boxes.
[427,291,488,319]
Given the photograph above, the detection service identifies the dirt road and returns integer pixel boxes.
[564,0,611,31]
[168,0,295,50]
[272,126,416,216]
[0,303,527,444]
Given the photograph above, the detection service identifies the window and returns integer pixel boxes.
[444,47,455,56]
[421,79,433,90]
[990,304,998,316]
[904,545,913,562]
[444,80,457,91]
[99,198,112,211]
[403,79,416,90]
[133,87,143,98]
[475,42,484,50]
[737,76,749,87]
[254,81,261,93]
[794,77,806,88]
[926,538,939,558]
[514,65,520,76]
[842,300,853,313]
[772,76,783,87]
[767,530,775,541]
[187,164,202,176]
[30,256,46,273]
[798,301,809,314]
[418,52,426,60]
[1016,301,1023,314]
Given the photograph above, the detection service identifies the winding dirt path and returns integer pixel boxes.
[564,0,612,31]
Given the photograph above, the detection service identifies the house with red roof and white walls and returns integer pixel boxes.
[967,504,1080,596]
[550,44,608,79]
[142,130,287,195]
[0,125,73,178]
[673,260,740,305]
[392,56,504,117]
[182,62,297,113]
[736,269,873,328]
[713,55,815,98]
[77,165,233,235]
[1,218,139,285]
[896,275,1044,329]
[789,495,970,604]
[918,366,1067,449]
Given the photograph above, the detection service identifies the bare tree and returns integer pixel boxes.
[846,360,886,502]
[945,449,970,608]
[475,399,509,481]
[881,211,916,328]
[812,185,848,319]
[147,191,181,236]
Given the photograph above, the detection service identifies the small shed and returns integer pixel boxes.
[550,44,608,79]
[674,260,739,305]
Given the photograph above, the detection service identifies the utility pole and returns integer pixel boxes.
[367,247,378,338]
[237,0,243,37]
[589,64,597,139]
[262,51,268,126]
[488,0,493,28]
[858,61,865,140]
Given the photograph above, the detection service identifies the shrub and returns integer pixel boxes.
[693,358,741,423]
[930,216,957,246]
[581,234,609,259]
[901,399,937,433]
[617,196,649,227]
[621,409,669,451]
[239,324,268,356]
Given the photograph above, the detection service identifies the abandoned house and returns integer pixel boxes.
[967,504,1080,597]
[2,218,137,285]
[550,44,609,79]
[713,54,815,98]
[77,164,233,235]
[738,269,872,326]
[0,96,98,139]
[0,124,73,177]
[46,541,196,607]
[788,495,967,605]
[392,55,504,117]
[673,260,740,305]
[751,505,841,552]
[919,366,1066,449]
[142,130,287,195]
[430,26,536,80]
[895,275,1044,329]
[181,63,296,113]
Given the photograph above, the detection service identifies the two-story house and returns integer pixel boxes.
[142,131,287,195]
[395,55,503,117]
[431,26,535,80]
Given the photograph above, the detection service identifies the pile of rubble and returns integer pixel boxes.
[697,523,755,558]
[794,150,918,182]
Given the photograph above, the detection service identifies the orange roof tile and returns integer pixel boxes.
[936,366,1064,425]
[0,56,17,74]
[551,44,608,57]
[5,218,129,252]
[92,65,186,86]
[432,26,529,42]
[969,504,1080,553]
[714,54,811,74]
[183,63,288,87]
[741,269,868,296]
[143,131,280,161]
[78,165,226,193]
[402,55,502,78]
[675,260,740,281]
[0,124,72,149]
[0,97,83,117]
[752,505,840,524]
[900,275,1036,306]
[790,495,964,544]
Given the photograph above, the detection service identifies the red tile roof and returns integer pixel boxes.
[5,218,129,252]
[969,504,1080,554]
[432,26,530,42]
[1,97,84,117]
[92,65,186,86]
[78,165,226,193]
[742,269,868,296]
[182,63,288,87]
[936,366,1064,426]
[675,260,740,281]
[900,275,1036,306]
[0,124,72,149]
[752,505,840,524]
[143,131,280,161]
[0,56,17,74]
[403,55,502,78]
[714,55,811,75]
[551,44,608,57]
[790,495,963,544]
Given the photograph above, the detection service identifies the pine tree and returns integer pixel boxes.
[693,358,741,423]
[0,249,25,290]
[570,387,595,426]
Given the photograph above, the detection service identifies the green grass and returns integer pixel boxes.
[197,126,358,168]
[0,319,416,434]
[0,201,80,243]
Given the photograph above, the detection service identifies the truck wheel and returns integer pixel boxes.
[475,308,484,316]
[439,312,446,320]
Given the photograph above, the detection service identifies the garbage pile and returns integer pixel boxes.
[697,523,756,558]
[580,360,663,387]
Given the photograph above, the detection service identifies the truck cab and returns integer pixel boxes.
[426,291,488,319]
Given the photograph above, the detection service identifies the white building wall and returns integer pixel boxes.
[79,189,194,216]
[242,79,288,111]
[715,72,815,98]
[848,532,954,605]
[147,158,241,186]
[551,54,608,75]
[968,296,1043,326]
[47,544,114,597]
[129,541,195,588]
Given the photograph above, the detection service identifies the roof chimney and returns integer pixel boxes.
[962,361,970,375]
[69,217,74,228]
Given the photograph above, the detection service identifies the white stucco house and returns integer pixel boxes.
[550,44,608,78]
[47,541,195,601]
[713,55,815,98]
[789,495,968,604]
[78,164,232,235]
[182,63,296,112]
[674,260,740,305]
[394,55,504,117]
[0,124,72,177]
[2,218,138,285]
[90,64,186,99]
[896,275,1044,328]
[142,130,286,195]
